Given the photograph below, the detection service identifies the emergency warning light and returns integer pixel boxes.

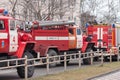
[0,8,9,16]
[85,23,89,28]
[3,10,8,16]
[112,24,115,28]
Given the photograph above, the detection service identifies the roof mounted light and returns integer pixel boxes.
[112,24,115,28]
[3,10,8,16]
[85,23,89,28]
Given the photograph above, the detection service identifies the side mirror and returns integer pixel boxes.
[19,25,24,30]
[24,22,32,32]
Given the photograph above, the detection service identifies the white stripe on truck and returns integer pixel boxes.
[35,36,75,40]
[0,33,8,39]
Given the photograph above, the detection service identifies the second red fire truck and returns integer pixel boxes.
[20,20,95,65]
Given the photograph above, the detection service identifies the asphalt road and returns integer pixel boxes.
[0,61,86,80]
[0,61,100,80]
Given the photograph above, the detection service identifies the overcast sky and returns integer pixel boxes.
[0,0,120,23]
[83,0,120,23]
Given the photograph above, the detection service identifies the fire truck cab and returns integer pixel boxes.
[0,9,35,78]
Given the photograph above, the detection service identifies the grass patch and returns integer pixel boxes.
[30,62,120,80]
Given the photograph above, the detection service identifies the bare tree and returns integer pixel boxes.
[9,0,18,18]
[5,0,76,21]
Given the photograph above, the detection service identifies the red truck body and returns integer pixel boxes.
[86,24,116,52]
[24,21,95,58]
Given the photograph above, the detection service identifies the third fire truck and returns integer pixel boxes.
[86,23,118,60]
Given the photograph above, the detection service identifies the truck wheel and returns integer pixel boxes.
[60,61,69,65]
[60,54,70,65]
[47,49,58,67]
[83,58,91,65]
[104,56,109,62]
[93,57,99,61]
[17,51,34,78]
[112,55,117,61]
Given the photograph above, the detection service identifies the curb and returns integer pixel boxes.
[87,68,120,80]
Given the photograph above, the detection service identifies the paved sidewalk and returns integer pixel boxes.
[91,70,120,80]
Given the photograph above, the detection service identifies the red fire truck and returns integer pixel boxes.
[86,24,114,51]
[19,20,95,65]
[0,9,35,78]
[86,23,118,60]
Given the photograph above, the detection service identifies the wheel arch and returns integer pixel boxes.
[47,47,59,55]
[16,42,35,58]
[85,42,95,52]
[24,43,35,52]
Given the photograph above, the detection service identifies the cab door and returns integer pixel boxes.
[0,19,9,52]
[69,28,76,49]
[76,28,83,48]
[9,20,18,52]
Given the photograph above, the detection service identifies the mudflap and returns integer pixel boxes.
[81,42,88,53]
[15,42,27,58]
[81,42,95,53]
[16,42,35,58]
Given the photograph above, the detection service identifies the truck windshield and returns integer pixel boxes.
[0,20,4,30]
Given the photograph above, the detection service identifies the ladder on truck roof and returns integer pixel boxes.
[39,21,75,27]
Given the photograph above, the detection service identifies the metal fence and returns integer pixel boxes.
[0,50,119,80]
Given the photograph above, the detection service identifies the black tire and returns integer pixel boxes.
[104,56,109,62]
[60,54,70,65]
[93,57,99,61]
[104,55,117,62]
[83,48,91,65]
[60,61,69,65]
[47,49,58,67]
[17,51,34,78]
[83,58,91,65]
[112,55,117,61]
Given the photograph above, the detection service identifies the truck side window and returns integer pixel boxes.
[0,20,4,30]
[69,29,74,34]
